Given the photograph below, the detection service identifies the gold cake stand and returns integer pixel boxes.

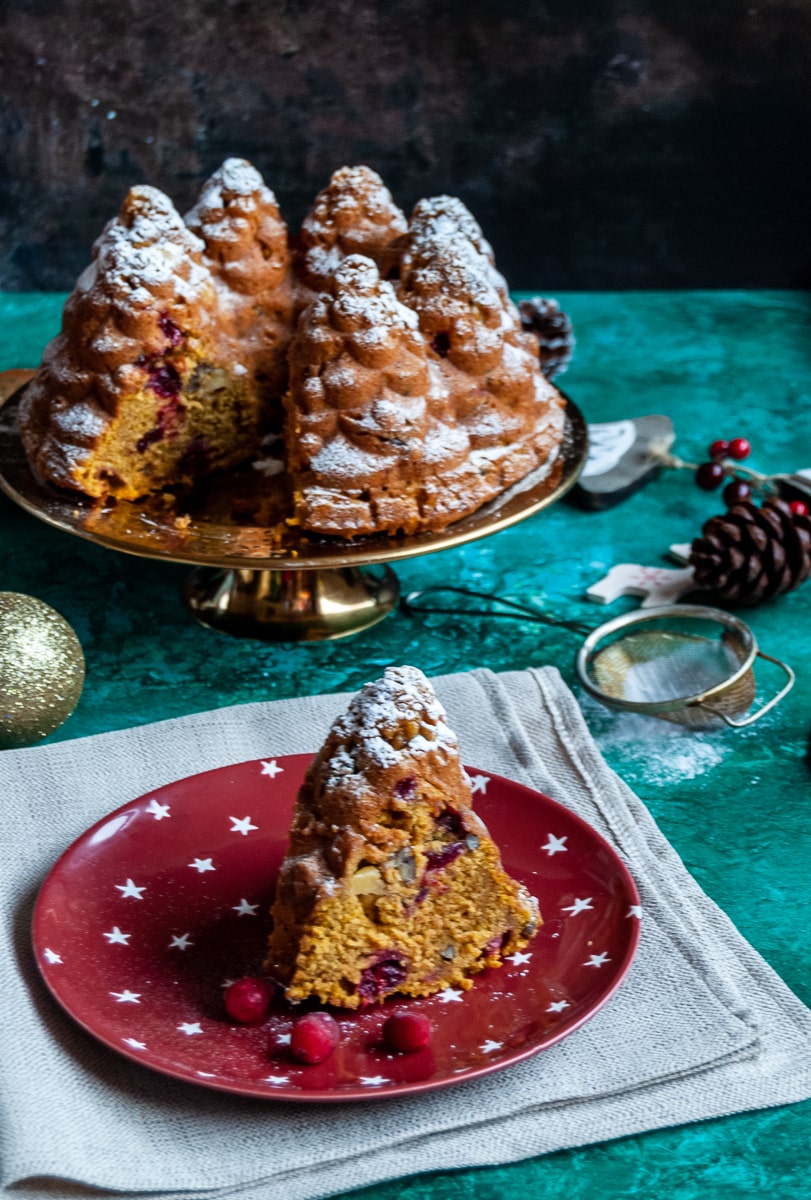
[0,379,587,641]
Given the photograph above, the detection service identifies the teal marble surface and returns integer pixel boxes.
[2,291,810,1198]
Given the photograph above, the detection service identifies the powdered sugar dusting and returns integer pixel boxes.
[326,666,457,783]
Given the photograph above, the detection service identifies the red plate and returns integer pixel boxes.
[32,755,640,1101]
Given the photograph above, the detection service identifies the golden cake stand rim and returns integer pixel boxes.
[0,385,587,570]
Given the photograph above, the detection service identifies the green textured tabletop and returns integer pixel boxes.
[2,291,810,1199]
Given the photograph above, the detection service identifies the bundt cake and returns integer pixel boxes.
[19,159,568,534]
[265,666,540,1008]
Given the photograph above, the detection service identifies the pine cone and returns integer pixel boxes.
[689,497,811,605]
[518,297,575,379]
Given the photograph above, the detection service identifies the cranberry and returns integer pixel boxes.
[425,841,466,872]
[383,1010,432,1053]
[136,426,164,453]
[728,437,751,461]
[393,776,417,801]
[290,1012,340,1064]
[723,480,752,507]
[435,808,465,836]
[430,331,451,357]
[695,462,725,491]
[789,499,809,517]
[357,955,408,1002]
[224,976,274,1025]
[709,439,730,460]
[147,363,182,399]
[158,313,184,347]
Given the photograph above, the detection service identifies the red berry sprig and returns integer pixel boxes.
[662,433,776,509]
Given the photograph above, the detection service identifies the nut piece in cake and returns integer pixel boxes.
[265,665,541,1009]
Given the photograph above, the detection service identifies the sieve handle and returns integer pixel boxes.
[696,650,795,728]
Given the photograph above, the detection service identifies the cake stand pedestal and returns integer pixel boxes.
[0,382,586,642]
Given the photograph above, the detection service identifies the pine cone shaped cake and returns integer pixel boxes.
[398,196,566,501]
[185,157,296,402]
[265,666,540,1008]
[298,165,408,293]
[285,253,461,536]
[690,497,811,604]
[19,165,291,500]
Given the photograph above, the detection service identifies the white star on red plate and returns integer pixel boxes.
[584,952,610,968]
[562,897,593,916]
[481,1039,502,1053]
[233,898,260,916]
[265,1075,289,1084]
[145,799,171,820]
[110,989,140,1003]
[507,950,532,966]
[469,774,489,795]
[627,905,643,919]
[169,933,193,950]
[189,857,215,873]
[547,1000,570,1013]
[229,816,258,836]
[123,1037,146,1050]
[437,987,464,1003]
[115,878,146,899]
[542,834,568,856]
[43,948,62,964]
[103,927,131,945]
[360,1075,388,1086]
[178,1021,203,1035]
[260,760,283,778]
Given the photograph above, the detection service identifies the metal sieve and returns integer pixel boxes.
[402,590,794,729]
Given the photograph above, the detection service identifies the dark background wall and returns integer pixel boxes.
[1,0,810,292]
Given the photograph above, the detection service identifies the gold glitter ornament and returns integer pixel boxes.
[0,593,85,749]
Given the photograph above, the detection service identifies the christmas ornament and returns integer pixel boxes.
[0,593,85,750]
[518,296,575,378]
[571,415,675,510]
[689,497,811,605]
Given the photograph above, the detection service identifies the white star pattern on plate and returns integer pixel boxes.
[260,760,284,778]
[360,1075,388,1086]
[275,1032,292,1045]
[547,1000,570,1013]
[189,857,215,873]
[507,950,532,966]
[43,948,62,964]
[627,905,643,919]
[230,816,258,836]
[233,898,260,916]
[103,926,131,945]
[123,1037,147,1050]
[481,1039,502,1053]
[584,952,610,968]
[265,1075,289,1085]
[169,933,193,951]
[145,799,171,820]
[115,878,146,899]
[178,1021,203,1036]
[437,987,464,1003]
[469,774,489,795]
[110,989,141,1003]
[542,834,568,856]
[562,897,594,917]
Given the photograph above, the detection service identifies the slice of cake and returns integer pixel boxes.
[265,666,540,1008]
[19,161,291,501]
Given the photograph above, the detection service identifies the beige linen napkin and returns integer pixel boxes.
[2,667,810,1200]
